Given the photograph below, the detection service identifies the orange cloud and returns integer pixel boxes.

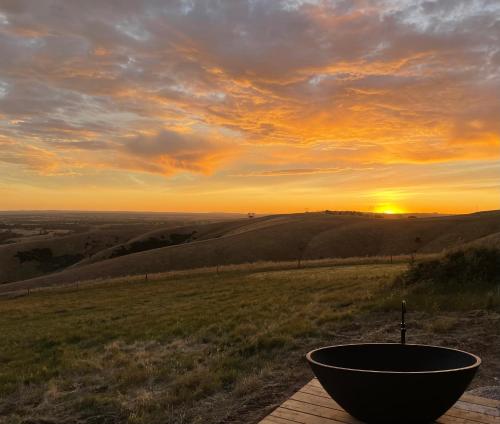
[0,140,61,175]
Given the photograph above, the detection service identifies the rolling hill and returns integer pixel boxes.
[0,225,161,284]
[1,210,500,293]
[0,212,245,285]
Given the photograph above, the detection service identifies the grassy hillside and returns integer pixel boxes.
[74,217,269,266]
[0,262,498,424]
[0,228,144,283]
[0,213,246,285]
[0,226,155,284]
[4,210,500,292]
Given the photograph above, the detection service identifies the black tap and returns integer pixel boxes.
[401,300,406,345]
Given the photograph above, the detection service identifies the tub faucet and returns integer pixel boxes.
[401,300,406,345]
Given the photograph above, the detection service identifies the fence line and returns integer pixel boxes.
[0,253,439,299]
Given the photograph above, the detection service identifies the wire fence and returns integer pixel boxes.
[0,253,441,300]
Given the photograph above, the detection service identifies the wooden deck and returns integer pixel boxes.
[260,379,500,424]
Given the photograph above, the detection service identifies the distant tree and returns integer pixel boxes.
[84,238,98,258]
[296,239,308,269]
[410,236,422,264]
[214,245,225,274]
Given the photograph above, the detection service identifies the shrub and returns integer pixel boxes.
[401,247,500,289]
[15,248,84,272]
[110,231,197,258]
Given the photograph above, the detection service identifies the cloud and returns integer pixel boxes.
[49,140,113,150]
[233,166,374,177]
[0,138,61,174]
[119,129,238,175]
[0,0,498,183]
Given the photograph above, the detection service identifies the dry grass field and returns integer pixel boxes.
[0,258,498,424]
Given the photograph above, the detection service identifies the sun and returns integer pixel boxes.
[374,204,405,215]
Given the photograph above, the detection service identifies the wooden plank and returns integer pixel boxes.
[443,406,499,424]
[304,381,329,393]
[282,399,359,423]
[260,416,299,424]
[311,378,500,409]
[292,389,495,424]
[309,378,323,388]
[299,385,333,399]
[455,400,499,417]
[310,378,499,423]
[293,390,498,424]
[291,391,345,411]
[272,407,345,424]
[260,379,499,424]
[461,394,500,409]
[437,415,484,424]
[276,400,479,424]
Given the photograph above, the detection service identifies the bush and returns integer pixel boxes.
[110,231,197,258]
[401,247,500,289]
[15,248,84,272]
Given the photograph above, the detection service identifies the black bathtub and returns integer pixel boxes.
[306,343,481,423]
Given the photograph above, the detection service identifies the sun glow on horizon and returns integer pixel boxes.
[373,204,406,215]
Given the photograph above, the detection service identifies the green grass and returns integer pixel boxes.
[0,263,498,423]
[379,247,500,312]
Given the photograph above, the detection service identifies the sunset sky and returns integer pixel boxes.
[0,0,499,213]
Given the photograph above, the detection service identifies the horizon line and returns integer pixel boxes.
[1,208,497,216]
